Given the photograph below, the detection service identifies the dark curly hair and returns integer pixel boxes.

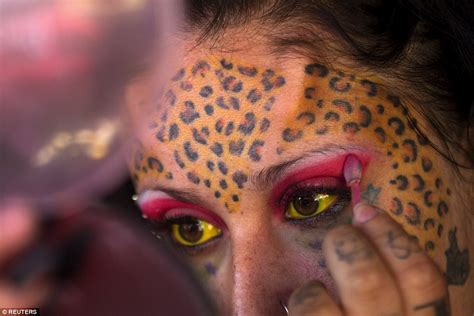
[183,0,474,171]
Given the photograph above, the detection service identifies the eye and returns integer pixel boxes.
[285,191,337,219]
[171,217,222,247]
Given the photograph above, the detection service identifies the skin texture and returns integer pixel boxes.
[127,41,472,315]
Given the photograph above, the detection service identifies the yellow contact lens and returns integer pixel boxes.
[171,218,222,247]
[286,193,337,219]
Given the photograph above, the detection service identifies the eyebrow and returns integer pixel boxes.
[142,187,208,206]
[139,143,363,204]
[249,143,355,190]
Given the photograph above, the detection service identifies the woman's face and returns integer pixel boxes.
[127,43,460,315]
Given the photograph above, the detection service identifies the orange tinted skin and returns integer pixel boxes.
[132,57,447,246]
[127,46,470,314]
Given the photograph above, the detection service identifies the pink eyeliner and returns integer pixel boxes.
[343,154,363,205]
[139,196,227,229]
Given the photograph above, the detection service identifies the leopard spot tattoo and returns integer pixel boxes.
[404,202,421,225]
[232,171,248,189]
[389,175,409,190]
[260,118,271,132]
[304,87,317,99]
[388,116,405,135]
[423,190,434,207]
[180,81,193,92]
[358,105,372,127]
[412,174,426,192]
[421,156,433,172]
[374,127,387,143]
[248,140,264,162]
[169,123,179,140]
[184,142,199,161]
[332,99,353,113]
[424,218,435,230]
[282,128,303,142]
[238,66,257,77]
[304,63,329,77]
[324,111,340,122]
[329,76,351,93]
[360,79,377,97]
[147,157,164,173]
[238,112,257,135]
[229,139,245,156]
[247,89,262,103]
[187,171,200,185]
[172,68,185,81]
[402,139,417,162]
[179,101,200,124]
[296,112,316,125]
[390,197,403,216]
[342,122,360,135]
[191,60,211,77]
[199,86,213,98]
[437,201,448,217]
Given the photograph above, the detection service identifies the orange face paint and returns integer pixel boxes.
[129,57,451,257]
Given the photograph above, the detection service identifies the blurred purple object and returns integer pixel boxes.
[33,206,215,316]
[0,0,181,202]
[0,2,212,315]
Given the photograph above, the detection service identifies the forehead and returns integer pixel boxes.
[133,57,289,209]
[130,54,452,257]
[134,56,388,203]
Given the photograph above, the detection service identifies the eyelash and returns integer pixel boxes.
[278,182,350,228]
[147,215,222,255]
[144,181,350,253]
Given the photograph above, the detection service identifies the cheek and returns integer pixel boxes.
[277,66,451,255]
[361,155,448,253]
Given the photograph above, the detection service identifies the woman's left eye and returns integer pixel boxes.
[171,218,222,247]
[285,192,337,219]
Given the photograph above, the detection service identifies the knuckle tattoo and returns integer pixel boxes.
[292,283,325,307]
[386,229,421,260]
[333,230,374,264]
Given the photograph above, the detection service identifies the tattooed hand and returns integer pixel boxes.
[288,201,449,316]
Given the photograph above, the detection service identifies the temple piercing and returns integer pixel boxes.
[280,300,289,315]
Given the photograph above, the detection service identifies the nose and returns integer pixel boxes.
[228,217,294,316]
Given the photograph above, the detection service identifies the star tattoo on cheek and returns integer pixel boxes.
[269,62,455,261]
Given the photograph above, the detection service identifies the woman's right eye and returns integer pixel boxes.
[170,217,222,247]
[285,191,337,219]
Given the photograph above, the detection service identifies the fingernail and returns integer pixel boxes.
[353,201,379,224]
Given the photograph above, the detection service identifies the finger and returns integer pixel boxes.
[323,225,403,315]
[288,280,342,316]
[0,202,37,263]
[352,202,449,316]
